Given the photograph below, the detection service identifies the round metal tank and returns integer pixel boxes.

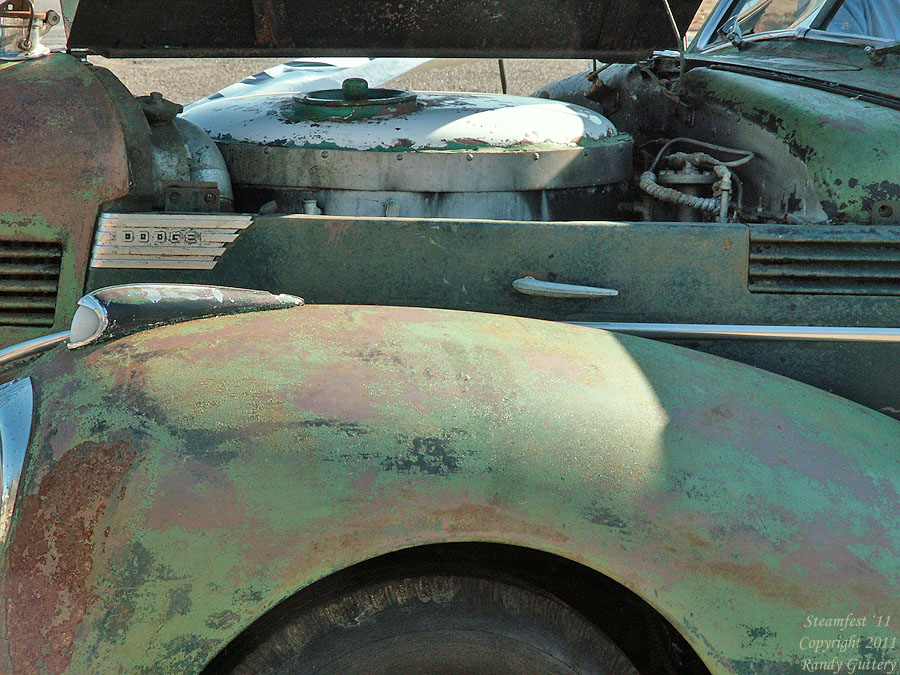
[182,79,633,220]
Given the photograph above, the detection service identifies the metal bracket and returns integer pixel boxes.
[164,182,221,212]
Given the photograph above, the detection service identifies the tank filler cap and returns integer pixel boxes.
[292,78,418,120]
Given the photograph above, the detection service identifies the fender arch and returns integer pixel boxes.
[4,305,900,674]
[199,542,710,674]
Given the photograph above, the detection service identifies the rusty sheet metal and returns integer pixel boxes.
[2,305,899,674]
[0,53,129,349]
[683,66,900,224]
[65,0,700,59]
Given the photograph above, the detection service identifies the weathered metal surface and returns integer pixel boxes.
[86,215,900,417]
[0,53,129,348]
[2,305,898,673]
[63,0,700,59]
[185,92,620,153]
[689,36,900,110]
[749,224,900,295]
[680,65,900,224]
[183,91,632,205]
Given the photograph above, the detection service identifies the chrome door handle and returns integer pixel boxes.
[512,276,618,298]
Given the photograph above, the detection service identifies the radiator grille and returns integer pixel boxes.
[0,241,61,326]
[749,226,900,295]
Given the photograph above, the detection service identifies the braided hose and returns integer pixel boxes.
[640,152,734,220]
[639,171,720,213]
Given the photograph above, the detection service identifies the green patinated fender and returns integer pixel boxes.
[2,305,899,674]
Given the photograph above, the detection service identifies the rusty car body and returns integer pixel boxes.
[1,0,899,673]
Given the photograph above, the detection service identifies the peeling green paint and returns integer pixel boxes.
[3,306,899,674]
[685,68,900,222]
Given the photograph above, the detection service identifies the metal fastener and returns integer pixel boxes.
[321,150,329,158]
[466,153,474,161]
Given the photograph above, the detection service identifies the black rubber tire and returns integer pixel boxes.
[221,574,640,675]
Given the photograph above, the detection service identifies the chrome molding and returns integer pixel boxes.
[574,322,900,342]
[90,212,253,270]
[513,276,618,298]
[0,331,70,367]
[0,378,34,541]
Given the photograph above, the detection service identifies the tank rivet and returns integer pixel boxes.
[397,154,404,161]
[321,150,329,158]
[533,152,540,160]
[264,146,271,154]
[466,153,474,161]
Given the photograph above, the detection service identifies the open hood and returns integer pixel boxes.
[63,0,701,60]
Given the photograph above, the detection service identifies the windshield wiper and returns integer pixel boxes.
[718,16,746,49]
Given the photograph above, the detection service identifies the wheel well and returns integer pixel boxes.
[201,542,711,675]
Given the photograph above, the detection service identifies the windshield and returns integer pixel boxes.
[702,0,900,47]
[826,0,900,39]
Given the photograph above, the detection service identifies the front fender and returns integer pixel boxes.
[3,305,899,674]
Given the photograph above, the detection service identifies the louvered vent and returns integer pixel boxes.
[749,225,900,295]
[0,241,61,326]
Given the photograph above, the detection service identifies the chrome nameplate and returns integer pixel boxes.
[90,213,253,270]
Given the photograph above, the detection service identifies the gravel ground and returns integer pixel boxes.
[84,57,589,104]
[35,0,712,104]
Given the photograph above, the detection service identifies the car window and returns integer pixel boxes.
[825,0,900,39]
[715,0,827,38]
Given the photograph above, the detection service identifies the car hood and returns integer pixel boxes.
[61,0,701,60]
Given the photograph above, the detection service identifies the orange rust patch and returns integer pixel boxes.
[5,441,137,675]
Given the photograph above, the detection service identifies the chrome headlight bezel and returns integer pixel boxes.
[0,377,34,542]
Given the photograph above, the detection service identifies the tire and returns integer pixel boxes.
[219,574,640,675]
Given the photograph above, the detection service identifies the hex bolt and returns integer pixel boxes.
[204,193,217,204]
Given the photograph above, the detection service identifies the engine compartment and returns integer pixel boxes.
[121,52,900,229]
[179,78,632,222]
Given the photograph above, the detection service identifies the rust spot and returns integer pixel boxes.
[5,441,138,675]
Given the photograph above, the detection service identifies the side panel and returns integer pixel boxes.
[87,216,900,416]
[0,54,128,347]
[2,306,899,674]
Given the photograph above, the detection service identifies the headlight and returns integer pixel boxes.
[0,378,34,542]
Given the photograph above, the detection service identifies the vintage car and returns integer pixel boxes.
[1,0,900,673]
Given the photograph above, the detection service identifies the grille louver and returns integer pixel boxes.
[0,241,61,326]
[749,226,900,295]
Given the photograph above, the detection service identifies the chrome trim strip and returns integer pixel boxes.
[0,331,70,367]
[0,378,34,541]
[573,322,900,342]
